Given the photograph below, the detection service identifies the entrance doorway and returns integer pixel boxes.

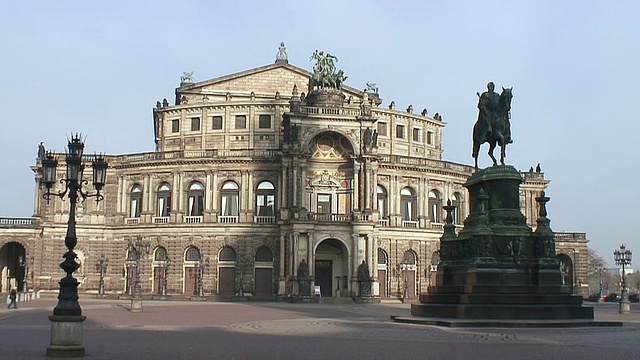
[314,239,349,297]
[0,242,26,293]
[314,260,332,297]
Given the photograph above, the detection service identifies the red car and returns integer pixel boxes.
[629,293,640,303]
[603,293,621,302]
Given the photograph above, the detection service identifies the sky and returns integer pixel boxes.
[1,1,638,264]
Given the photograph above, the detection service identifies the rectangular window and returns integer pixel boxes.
[212,116,223,130]
[396,125,405,139]
[258,115,271,129]
[377,122,388,136]
[171,120,180,133]
[412,128,421,142]
[191,117,200,131]
[427,131,434,145]
[235,115,246,129]
[317,194,331,214]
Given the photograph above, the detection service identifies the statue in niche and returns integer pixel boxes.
[372,130,378,147]
[363,127,372,146]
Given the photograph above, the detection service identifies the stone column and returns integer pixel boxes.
[353,160,360,211]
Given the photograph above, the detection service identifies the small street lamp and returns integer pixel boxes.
[95,255,108,297]
[161,257,171,296]
[196,255,209,297]
[41,134,107,357]
[128,236,150,312]
[614,244,633,314]
[18,255,29,294]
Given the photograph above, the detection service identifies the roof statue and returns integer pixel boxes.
[309,50,347,92]
[365,82,378,94]
[275,42,288,63]
[180,71,195,84]
[472,82,513,169]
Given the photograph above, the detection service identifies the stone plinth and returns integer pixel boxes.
[46,315,86,357]
[408,166,600,325]
[305,90,345,107]
[130,298,143,312]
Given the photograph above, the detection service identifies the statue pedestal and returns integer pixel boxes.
[298,279,312,297]
[408,166,600,325]
[46,315,86,357]
[358,281,373,297]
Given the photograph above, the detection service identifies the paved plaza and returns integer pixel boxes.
[0,298,639,359]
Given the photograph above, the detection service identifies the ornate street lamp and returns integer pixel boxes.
[196,255,209,297]
[128,236,150,312]
[161,257,171,296]
[41,134,107,357]
[614,244,633,314]
[95,255,108,297]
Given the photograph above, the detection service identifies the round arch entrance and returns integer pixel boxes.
[314,239,349,297]
[0,242,27,293]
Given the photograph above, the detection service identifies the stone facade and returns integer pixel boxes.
[0,50,589,299]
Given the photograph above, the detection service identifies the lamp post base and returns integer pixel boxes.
[619,299,631,314]
[130,297,143,312]
[46,315,86,357]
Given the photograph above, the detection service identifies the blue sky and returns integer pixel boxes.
[1,1,638,263]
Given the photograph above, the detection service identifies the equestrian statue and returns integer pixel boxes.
[472,82,513,169]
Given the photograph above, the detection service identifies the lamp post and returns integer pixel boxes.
[161,257,171,296]
[614,244,632,314]
[196,255,209,297]
[41,134,107,357]
[95,255,108,297]
[18,255,29,294]
[128,236,150,312]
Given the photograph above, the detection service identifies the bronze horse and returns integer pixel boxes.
[472,87,513,169]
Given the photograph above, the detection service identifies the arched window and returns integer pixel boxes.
[378,248,388,265]
[400,187,417,221]
[157,183,171,217]
[187,182,204,216]
[402,250,417,265]
[130,184,142,218]
[255,247,273,262]
[256,181,276,216]
[429,190,442,223]
[154,246,168,261]
[451,192,462,224]
[221,181,239,216]
[377,185,388,219]
[219,246,236,262]
[185,246,201,262]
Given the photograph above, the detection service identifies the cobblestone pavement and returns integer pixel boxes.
[0,299,639,359]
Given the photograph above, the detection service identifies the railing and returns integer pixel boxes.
[0,217,35,225]
[117,149,280,163]
[402,220,419,228]
[554,232,587,240]
[183,215,203,223]
[218,216,238,224]
[152,216,169,224]
[254,216,275,224]
[301,106,360,117]
[124,217,140,225]
[378,219,389,227]
[352,213,371,222]
[430,222,444,230]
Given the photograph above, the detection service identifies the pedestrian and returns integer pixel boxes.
[7,288,17,309]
